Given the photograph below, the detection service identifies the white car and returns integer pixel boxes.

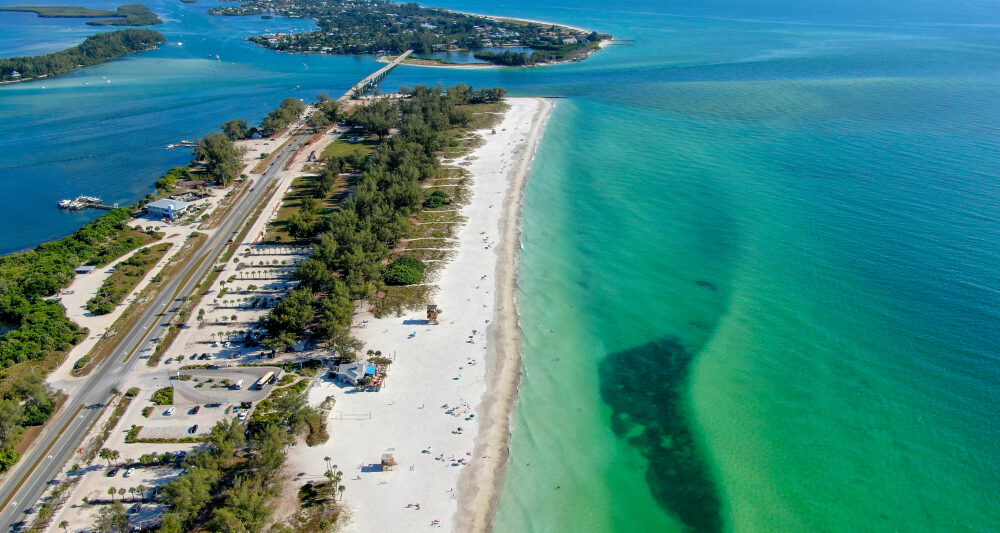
[164,407,175,416]
[123,468,135,478]
[237,411,247,420]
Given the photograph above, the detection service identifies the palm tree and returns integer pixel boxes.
[107,487,116,502]
[338,485,345,501]
[136,484,147,501]
[110,449,120,467]
[59,520,69,533]
[128,487,135,501]
[118,487,126,500]
[99,448,113,468]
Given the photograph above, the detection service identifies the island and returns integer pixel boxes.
[0,29,165,83]
[0,4,163,26]
[208,0,610,67]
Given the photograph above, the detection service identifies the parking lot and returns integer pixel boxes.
[171,366,280,405]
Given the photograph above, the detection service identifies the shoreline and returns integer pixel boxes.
[454,97,553,532]
[447,9,592,34]
[284,97,552,532]
[379,40,608,70]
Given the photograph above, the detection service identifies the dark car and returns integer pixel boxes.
[106,467,119,477]
[190,405,201,414]
[188,424,199,434]
[128,503,142,514]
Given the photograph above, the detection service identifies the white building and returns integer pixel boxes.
[335,359,375,385]
[146,198,191,220]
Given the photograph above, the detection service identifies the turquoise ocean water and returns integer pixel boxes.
[3,0,1000,531]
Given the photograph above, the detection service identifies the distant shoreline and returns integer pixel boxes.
[379,39,609,70]
[446,9,592,34]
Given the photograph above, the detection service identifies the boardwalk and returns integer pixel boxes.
[338,49,414,102]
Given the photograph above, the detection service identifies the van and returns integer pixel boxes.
[233,380,245,390]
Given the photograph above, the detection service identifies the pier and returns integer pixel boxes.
[338,49,414,102]
[57,195,118,211]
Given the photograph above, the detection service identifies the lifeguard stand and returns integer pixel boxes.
[426,304,442,325]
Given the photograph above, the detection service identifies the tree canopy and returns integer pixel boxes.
[197,132,245,184]
[0,29,164,82]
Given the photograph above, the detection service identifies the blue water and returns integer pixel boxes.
[3,0,1000,531]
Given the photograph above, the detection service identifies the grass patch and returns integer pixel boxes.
[76,233,205,375]
[372,284,434,318]
[320,132,377,161]
[86,242,172,315]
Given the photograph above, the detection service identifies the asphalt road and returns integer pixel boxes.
[0,132,305,532]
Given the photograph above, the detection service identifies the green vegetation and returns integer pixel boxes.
[150,387,173,405]
[385,256,427,286]
[0,29,164,82]
[218,97,307,152]
[474,40,602,66]
[218,0,609,67]
[261,85,503,352]
[0,4,162,26]
[261,97,306,136]
[85,242,172,314]
[0,374,55,472]
[423,189,450,208]
[0,207,159,369]
[221,118,250,141]
[157,388,337,532]
[155,166,193,193]
[196,132,245,185]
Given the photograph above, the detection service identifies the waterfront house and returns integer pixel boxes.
[146,198,191,219]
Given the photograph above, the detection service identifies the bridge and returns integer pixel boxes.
[338,49,413,102]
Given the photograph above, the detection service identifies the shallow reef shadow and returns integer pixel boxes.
[598,336,722,532]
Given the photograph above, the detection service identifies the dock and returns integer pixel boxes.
[338,49,414,102]
[57,195,119,211]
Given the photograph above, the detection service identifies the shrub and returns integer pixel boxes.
[150,387,173,405]
[0,448,19,473]
[124,387,140,398]
[423,190,450,208]
[384,256,427,286]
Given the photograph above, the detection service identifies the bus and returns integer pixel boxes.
[232,379,245,390]
[255,372,275,388]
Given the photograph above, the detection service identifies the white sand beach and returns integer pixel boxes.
[286,97,552,532]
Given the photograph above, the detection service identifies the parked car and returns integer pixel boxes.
[128,503,142,514]
[106,467,119,477]
[188,424,199,434]
[164,358,172,364]
[237,411,247,420]
[123,468,134,478]
[191,405,201,414]
[164,407,175,416]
